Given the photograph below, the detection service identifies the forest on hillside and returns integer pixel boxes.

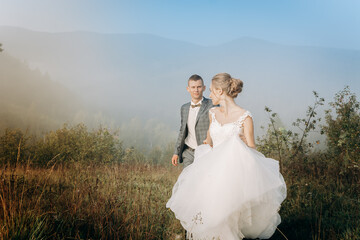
[0,50,83,133]
[0,49,175,152]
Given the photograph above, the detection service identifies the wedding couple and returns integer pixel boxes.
[166,73,287,240]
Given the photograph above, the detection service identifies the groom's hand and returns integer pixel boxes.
[171,154,179,166]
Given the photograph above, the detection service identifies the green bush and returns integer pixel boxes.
[0,128,32,166]
[322,86,360,183]
[0,123,125,167]
[34,123,124,166]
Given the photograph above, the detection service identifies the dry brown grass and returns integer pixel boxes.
[0,161,359,239]
[0,163,183,239]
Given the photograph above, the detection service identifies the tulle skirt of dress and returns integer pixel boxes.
[166,135,287,240]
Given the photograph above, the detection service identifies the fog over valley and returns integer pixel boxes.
[1,26,359,150]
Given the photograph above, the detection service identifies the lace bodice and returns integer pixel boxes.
[209,108,253,147]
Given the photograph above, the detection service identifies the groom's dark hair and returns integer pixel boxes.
[188,74,204,85]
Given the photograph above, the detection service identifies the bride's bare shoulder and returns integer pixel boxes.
[234,106,247,115]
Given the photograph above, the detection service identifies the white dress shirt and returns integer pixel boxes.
[184,98,203,149]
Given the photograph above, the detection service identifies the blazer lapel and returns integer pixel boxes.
[195,98,209,124]
[183,102,190,123]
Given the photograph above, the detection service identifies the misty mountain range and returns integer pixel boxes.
[0,26,359,148]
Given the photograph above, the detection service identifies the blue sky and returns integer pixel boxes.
[0,0,359,49]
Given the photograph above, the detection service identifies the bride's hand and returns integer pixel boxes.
[203,140,213,147]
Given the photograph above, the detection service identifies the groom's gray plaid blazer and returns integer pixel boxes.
[174,97,214,163]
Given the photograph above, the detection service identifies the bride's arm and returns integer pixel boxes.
[203,112,213,147]
[243,116,256,149]
[204,129,213,147]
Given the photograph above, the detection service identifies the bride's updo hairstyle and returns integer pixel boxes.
[212,73,243,98]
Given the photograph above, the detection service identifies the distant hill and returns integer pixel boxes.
[0,26,359,138]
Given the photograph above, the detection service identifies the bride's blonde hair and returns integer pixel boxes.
[212,73,243,98]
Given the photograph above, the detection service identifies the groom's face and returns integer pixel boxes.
[187,80,206,101]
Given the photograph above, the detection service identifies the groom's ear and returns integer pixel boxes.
[186,86,191,93]
[203,85,206,91]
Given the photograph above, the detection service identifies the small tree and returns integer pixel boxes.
[290,91,324,158]
[257,91,324,172]
[0,43,3,52]
[322,86,360,182]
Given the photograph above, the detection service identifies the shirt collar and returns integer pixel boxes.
[191,97,204,106]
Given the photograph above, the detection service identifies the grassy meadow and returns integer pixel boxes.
[1,161,359,240]
[0,163,184,239]
[0,87,359,240]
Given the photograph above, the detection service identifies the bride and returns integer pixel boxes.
[166,73,287,240]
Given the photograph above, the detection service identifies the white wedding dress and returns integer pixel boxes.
[166,108,287,240]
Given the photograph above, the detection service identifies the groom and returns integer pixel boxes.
[172,74,213,168]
